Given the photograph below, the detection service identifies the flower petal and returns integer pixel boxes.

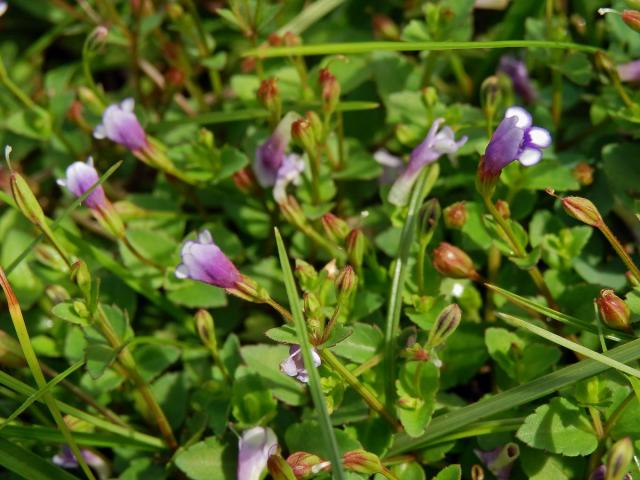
[505,106,532,128]
[527,127,551,148]
[517,148,542,166]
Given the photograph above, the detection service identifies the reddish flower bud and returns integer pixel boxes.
[572,162,594,186]
[165,67,185,88]
[318,68,340,115]
[287,452,328,478]
[291,118,316,153]
[561,195,603,227]
[596,289,631,331]
[432,242,479,280]
[342,450,384,475]
[443,201,468,229]
[495,199,511,219]
[428,304,462,349]
[283,32,301,46]
[321,213,350,242]
[268,33,283,46]
[241,56,257,73]
[372,14,400,40]
[346,229,367,269]
[257,77,281,118]
[336,265,357,296]
[233,168,256,193]
[623,9,640,31]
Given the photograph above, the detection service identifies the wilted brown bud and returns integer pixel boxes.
[432,242,479,280]
[287,452,327,478]
[323,259,339,280]
[342,450,384,475]
[561,195,603,227]
[596,289,631,331]
[443,201,468,229]
[495,199,510,219]
[572,162,594,186]
[321,213,350,242]
[241,56,257,73]
[0,330,25,368]
[318,68,340,115]
[372,14,400,40]
[570,14,587,35]
[291,118,316,153]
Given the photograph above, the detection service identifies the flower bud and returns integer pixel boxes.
[34,244,68,271]
[623,9,640,32]
[70,261,92,300]
[295,259,318,285]
[427,304,462,349]
[443,201,468,229]
[304,111,323,143]
[321,213,350,242]
[432,242,479,280]
[336,266,357,297]
[606,437,633,480]
[342,450,384,475]
[291,118,316,153]
[0,330,25,368]
[283,31,301,47]
[346,229,367,270]
[323,259,339,280]
[280,195,306,227]
[10,171,47,228]
[419,199,441,242]
[87,26,108,52]
[233,168,256,193]
[572,162,594,186]
[596,289,631,331]
[318,68,340,116]
[45,285,70,304]
[287,452,327,478]
[257,77,281,123]
[268,454,297,480]
[560,195,603,227]
[495,199,511,219]
[372,14,400,40]
[194,309,216,349]
[303,292,321,317]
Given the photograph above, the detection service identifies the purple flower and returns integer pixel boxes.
[53,447,110,480]
[94,98,147,151]
[589,465,632,480]
[474,443,519,480]
[498,56,537,103]
[175,230,241,289]
[280,344,321,383]
[273,154,304,203]
[0,2,8,17]
[617,60,640,82]
[238,426,278,480]
[481,106,551,179]
[253,112,298,188]
[389,119,467,206]
[374,148,403,185]
[57,157,107,209]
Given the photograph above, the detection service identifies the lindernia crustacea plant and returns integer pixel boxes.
[388,118,467,206]
[253,112,305,202]
[53,446,110,480]
[57,157,125,238]
[238,427,278,480]
[280,344,321,383]
[498,56,537,103]
[477,106,551,194]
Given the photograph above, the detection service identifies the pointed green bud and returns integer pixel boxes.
[280,195,306,227]
[427,304,462,349]
[419,198,441,242]
[267,454,297,480]
[560,195,603,227]
[10,169,47,228]
[194,309,217,351]
[0,330,25,368]
[305,111,323,143]
[291,118,316,154]
[336,265,357,297]
[342,449,384,475]
[596,289,631,332]
[70,260,92,300]
[346,229,367,270]
[321,213,350,243]
[303,292,321,317]
[606,437,633,480]
[45,285,71,304]
[295,259,318,287]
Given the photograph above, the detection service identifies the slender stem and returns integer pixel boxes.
[599,223,640,283]
[122,236,165,271]
[320,350,401,431]
[95,307,177,450]
[484,245,501,322]
[266,298,294,324]
[351,353,383,377]
[384,165,439,411]
[299,223,346,262]
[590,389,636,470]
[416,238,428,295]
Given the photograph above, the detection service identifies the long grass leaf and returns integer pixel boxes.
[388,337,640,455]
[274,228,345,479]
[0,437,79,480]
[277,0,346,35]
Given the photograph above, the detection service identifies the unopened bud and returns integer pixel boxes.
[560,195,603,227]
[443,201,467,229]
[233,168,255,193]
[623,9,640,31]
[346,228,367,270]
[495,199,510,219]
[304,111,323,142]
[295,259,318,285]
[45,285,70,304]
[428,304,462,349]
[10,171,46,228]
[280,195,306,226]
[322,213,350,242]
[323,259,339,280]
[319,68,340,115]
[268,454,297,480]
[419,198,441,242]
[596,289,631,331]
[303,292,321,317]
[257,77,281,122]
[342,450,384,475]
[573,162,594,186]
[595,51,617,76]
[570,14,587,35]
[422,86,438,108]
[471,464,485,480]
[372,14,400,40]
[268,33,283,46]
[87,26,108,52]
[194,309,216,349]
[432,242,479,280]
[336,266,357,296]
[70,261,92,300]
[606,437,633,480]
[291,119,316,153]
[283,31,301,47]
[287,452,327,478]
[34,244,68,271]
[475,443,520,480]
[0,330,25,368]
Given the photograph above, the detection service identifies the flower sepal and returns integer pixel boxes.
[226,275,273,304]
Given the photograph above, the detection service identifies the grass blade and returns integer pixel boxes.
[486,283,631,342]
[274,227,345,479]
[498,312,640,378]
[245,40,601,58]
[0,437,80,480]
[277,0,346,35]
[383,164,439,409]
[388,337,640,456]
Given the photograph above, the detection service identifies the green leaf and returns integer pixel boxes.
[510,245,542,270]
[519,447,584,480]
[134,344,181,382]
[285,420,361,458]
[332,323,382,363]
[231,366,277,426]
[433,465,462,480]
[51,301,90,326]
[516,397,598,456]
[174,437,236,480]
[0,437,80,480]
[85,343,117,380]
[396,362,439,438]
[265,325,299,344]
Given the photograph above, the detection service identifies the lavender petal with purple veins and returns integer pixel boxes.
[499,56,537,103]
[57,157,107,209]
[475,443,519,480]
[280,344,321,383]
[617,60,640,82]
[273,154,304,203]
[94,98,147,151]
[253,112,298,187]
[175,230,241,289]
[389,119,467,206]
[238,426,278,480]
[481,106,551,179]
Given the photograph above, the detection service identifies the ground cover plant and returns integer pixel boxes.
[1,0,640,478]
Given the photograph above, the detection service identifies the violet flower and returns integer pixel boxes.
[94,98,147,151]
[0,2,7,17]
[389,119,467,206]
[589,465,632,480]
[474,443,519,480]
[480,106,551,180]
[53,447,110,480]
[617,60,640,82]
[238,426,278,480]
[175,230,241,289]
[253,112,298,188]
[498,56,537,103]
[280,344,321,383]
[273,154,304,203]
[374,148,403,185]
[57,157,106,209]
